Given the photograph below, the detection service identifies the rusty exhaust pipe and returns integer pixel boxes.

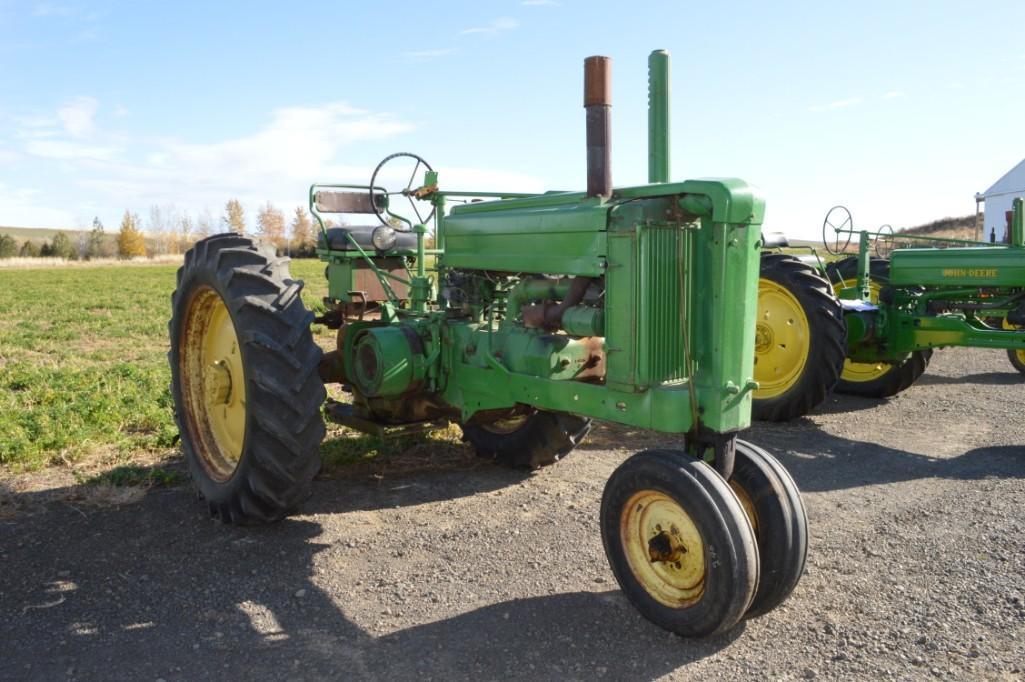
[584,56,612,198]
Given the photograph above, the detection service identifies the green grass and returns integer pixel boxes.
[84,463,186,488]
[0,259,331,471]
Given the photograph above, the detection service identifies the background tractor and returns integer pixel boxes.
[750,204,1025,421]
[168,51,808,638]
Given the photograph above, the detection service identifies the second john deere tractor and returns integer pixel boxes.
[168,51,809,638]
[750,204,1025,421]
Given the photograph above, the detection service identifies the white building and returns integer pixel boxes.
[976,159,1025,243]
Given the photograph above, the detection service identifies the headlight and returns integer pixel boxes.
[371,225,398,252]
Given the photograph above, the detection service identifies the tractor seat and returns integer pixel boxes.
[319,226,418,252]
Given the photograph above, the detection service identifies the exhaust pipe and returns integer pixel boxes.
[647,49,670,183]
[584,56,612,198]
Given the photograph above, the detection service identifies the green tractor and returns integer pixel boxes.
[168,51,808,638]
[751,204,1025,421]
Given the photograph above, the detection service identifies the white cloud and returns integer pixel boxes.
[57,96,98,137]
[3,99,548,230]
[0,182,77,228]
[25,139,119,161]
[32,3,76,17]
[809,97,862,113]
[65,103,419,219]
[460,17,518,36]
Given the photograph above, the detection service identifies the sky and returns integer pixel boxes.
[2,0,1025,240]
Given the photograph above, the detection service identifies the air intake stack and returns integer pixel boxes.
[648,49,670,183]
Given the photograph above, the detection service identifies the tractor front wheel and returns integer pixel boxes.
[461,410,591,469]
[728,440,808,618]
[600,450,759,637]
[169,233,326,524]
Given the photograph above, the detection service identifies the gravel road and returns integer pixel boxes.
[2,347,1024,680]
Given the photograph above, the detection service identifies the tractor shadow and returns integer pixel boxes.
[1,478,733,680]
[749,422,1025,493]
[914,371,1023,386]
[310,428,534,514]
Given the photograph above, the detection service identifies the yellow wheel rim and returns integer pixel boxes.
[1001,318,1025,365]
[620,490,705,608]
[728,481,758,536]
[180,286,247,482]
[480,414,530,435]
[834,277,893,383]
[753,279,811,399]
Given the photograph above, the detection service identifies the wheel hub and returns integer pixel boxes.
[620,490,705,608]
[205,359,233,405]
[647,526,689,565]
[754,323,773,354]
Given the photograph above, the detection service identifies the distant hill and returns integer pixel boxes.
[898,214,979,242]
[1,223,124,250]
[1,225,121,248]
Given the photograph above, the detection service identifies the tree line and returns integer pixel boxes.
[0,198,323,260]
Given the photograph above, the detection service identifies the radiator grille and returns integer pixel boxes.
[637,225,688,384]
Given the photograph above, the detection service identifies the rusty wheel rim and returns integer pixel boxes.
[480,414,530,435]
[179,286,247,482]
[620,490,705,608]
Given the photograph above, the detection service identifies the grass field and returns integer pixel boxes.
[0,258,465,483]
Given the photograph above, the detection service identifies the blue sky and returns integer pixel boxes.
[2,0,1025,239]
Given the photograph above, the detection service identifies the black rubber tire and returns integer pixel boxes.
[600,450,759,638]
[826,257,932,397]
[169,233,326,524]
[752,253,846,421]
[461,411,591,470]
[1007,349,1025,375]
[730,440,808,618]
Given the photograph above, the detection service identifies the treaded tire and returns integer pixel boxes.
[461,411,590,470]
[752,253,845,421]
[730,440,808,618]
[169,233,326,524]
[600,449,759,638]
[826,257,932,398]
[1008,349,1025,375]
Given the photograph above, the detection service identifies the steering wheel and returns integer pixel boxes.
[368,152,436,228]
[875,224,894,259]
[822,205,854,255]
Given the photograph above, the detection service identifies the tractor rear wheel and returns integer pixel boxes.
[752,253,846,421]
[826,257,932,397]
[1001,317,1025,375]
[461,410,591,470]
[728,440,808,618]
[1007,349,1025,375]
[600,449,759,637]
[169,233,326,524]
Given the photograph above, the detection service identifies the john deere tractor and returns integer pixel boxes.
[169,51,808,638]
[750,204,1025,421]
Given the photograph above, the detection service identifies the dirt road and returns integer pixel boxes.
[2,347,1023,680]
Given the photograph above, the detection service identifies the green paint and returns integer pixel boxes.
[833,198,1025,363]
[307,52,767,449]
[648,49,670,184]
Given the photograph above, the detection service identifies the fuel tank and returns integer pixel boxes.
[888,246,1025,287]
